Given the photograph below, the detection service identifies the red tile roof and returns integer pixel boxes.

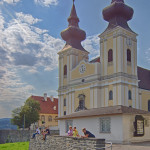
[30,95,58,114]
[90,57,100,63]
[138,67,150,91]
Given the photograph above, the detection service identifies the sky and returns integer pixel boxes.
[0,0,150,118]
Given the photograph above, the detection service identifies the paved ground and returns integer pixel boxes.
[106,142,150,150]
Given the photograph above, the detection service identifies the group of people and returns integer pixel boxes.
[32,126,50,140]
[68,126,95,138]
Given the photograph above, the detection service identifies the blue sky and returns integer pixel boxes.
[0,0,150,118]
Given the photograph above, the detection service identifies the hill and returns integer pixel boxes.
[0,118,17,130]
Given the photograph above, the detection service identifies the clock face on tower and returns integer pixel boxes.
[79,64,86,74]
[126,37,132,47]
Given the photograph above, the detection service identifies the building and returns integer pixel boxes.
[57,0,150,143]
[30,94,58,128]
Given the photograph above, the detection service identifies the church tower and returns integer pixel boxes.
[99,0,140,108]
[58,1,89,116]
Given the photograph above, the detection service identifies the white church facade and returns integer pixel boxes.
[57,0,150,143]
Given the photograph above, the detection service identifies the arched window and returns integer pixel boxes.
[127,49,131,62]
[48,116,52,122]
[109,90,113,100]
[64,98,66,106]
[41,115,45,121]
[148,100,150,112]
[128,90,132,100]
[55,116,58,122]
[108,49,113,62]
[41,115,45,124]
[64,65,67,77]
[64,111,66,115]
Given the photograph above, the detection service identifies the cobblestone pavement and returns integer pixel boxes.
[106,142,150,150]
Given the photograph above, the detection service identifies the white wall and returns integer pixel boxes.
[59,115,123,143]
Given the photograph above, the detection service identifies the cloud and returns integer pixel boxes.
[145,48,150,63]
[82,34,100,60]
[34,0,58,7]
[0,10,64,118]
[0,0,20,4]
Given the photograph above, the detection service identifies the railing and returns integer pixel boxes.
[95,142,112,150]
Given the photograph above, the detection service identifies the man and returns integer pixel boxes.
[81,128,95,138]
[32,126,40,139]
[42,127,50,140]
[67,126,73,136]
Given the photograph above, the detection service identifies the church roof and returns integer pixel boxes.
[138,66,150,91]
[60,1,87,52]
[30,95,58,114]
[102,0,134,32]
[57,105,150,120]
[90,57,150,91]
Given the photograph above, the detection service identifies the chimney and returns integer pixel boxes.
[50,95,54,102]
[44,93,47,101]
[53,106,56,110]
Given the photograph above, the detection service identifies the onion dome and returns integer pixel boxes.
[61,0,86,51]
[102,0,134,31]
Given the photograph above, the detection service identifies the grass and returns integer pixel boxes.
[0,142,29,150]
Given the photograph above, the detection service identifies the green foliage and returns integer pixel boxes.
[11,98,40,128]
[0,142,29,150]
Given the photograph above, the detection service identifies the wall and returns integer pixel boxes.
[0,130,33,144]
[59,115,124,143]
[141,89,150,111]
[123,114,150,143]
[38,113,58,128]
[0,130,59,144]
[29,135,105,150]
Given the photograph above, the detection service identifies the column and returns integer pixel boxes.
[90,87,94,108]
[69,93,72,114]
[131,43,134,75]
[113,85,117,105]
[125,85,128,106]
[124,38,127,73]
[117,36,123,72]
[94,88,98,108]
[118,85,122,105]
[136,87,139,109]
[67,56,70,83]
[100,88,104,107]
[132,87,135,108]
[60,58,63,87]
[72,92,75,113]
[105,87,108,107]
[66,94,69,115]
[104,40,107,76]
[61,96,64,117]
[100,40,104,76]
[113,36,117,73]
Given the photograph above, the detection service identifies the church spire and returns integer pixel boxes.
[103,0,134,31]
[61,0,86,51]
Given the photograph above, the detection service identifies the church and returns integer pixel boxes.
[57,0,150,143]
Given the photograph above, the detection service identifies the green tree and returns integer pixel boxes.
[11,98,40,128]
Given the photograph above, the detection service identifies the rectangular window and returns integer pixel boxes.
[65,120,73,133]
[100,117,111,133]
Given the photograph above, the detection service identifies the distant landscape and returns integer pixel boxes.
[0,118,17,130]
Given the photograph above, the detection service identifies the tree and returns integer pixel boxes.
[11,98,40,128]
